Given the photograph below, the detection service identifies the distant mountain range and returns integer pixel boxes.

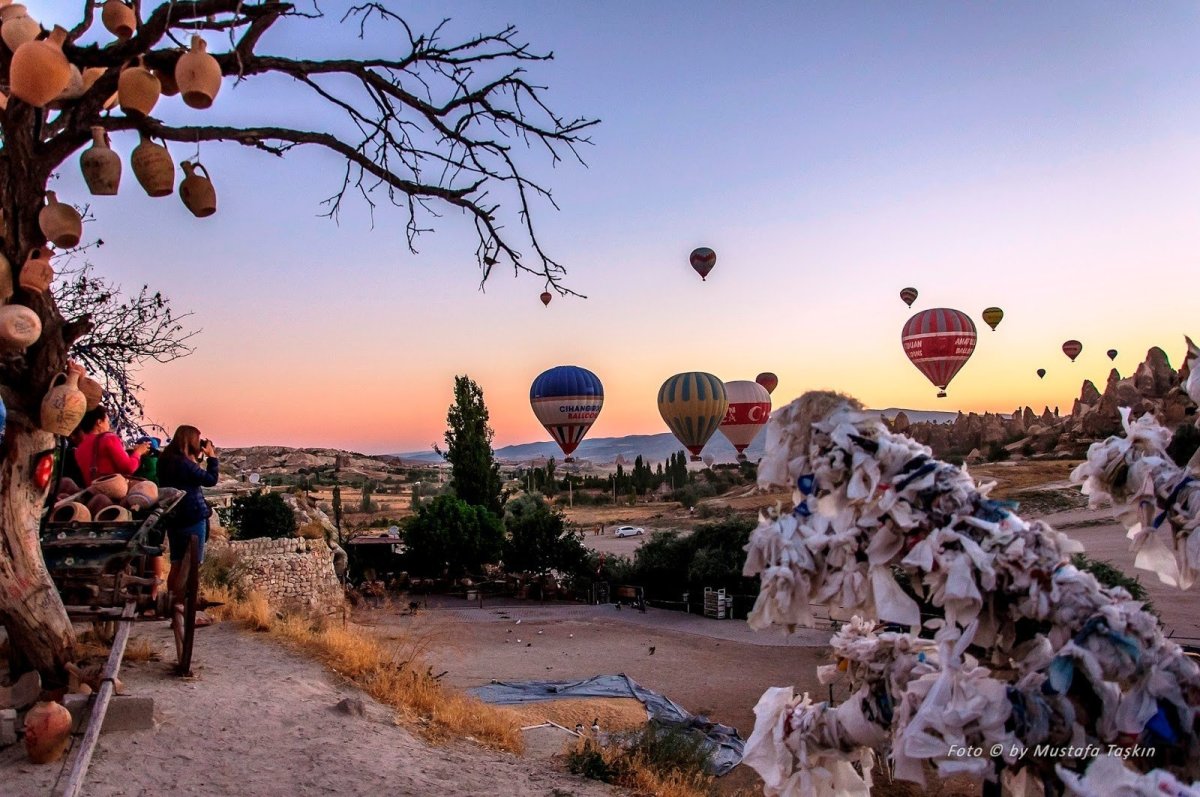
[395,408,960,465]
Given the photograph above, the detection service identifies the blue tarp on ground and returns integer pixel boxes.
[468,674,744,776]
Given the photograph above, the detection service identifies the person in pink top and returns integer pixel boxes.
[74,406,150,487]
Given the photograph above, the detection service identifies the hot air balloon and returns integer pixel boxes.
[530,366,604,463]
[1107,349,1118,361]
[702,454,715,467]
[1037,368,1046,380]
[755,372,778,394]
[981,307,1004,331]
[1062,340,1082,362]
[657,372,728,461]
[901,308,977,398]
[689,247,716,281]
[718,380,771,462]
[540,292,552,306]
[900,287,918,307]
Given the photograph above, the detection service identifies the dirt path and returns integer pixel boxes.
[1,622,620,797]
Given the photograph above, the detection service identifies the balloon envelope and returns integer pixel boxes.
[657,372,728,461]
[689,247,716,281]
[900,287,918,307]
[540,292,551,306]
[982,307,1004,331]
[901,308,977,398]
[755,372,778,394]
[1107,349,1118,361]
[1063,340,1083,362]
[530,366,604,461]
[718,380,771,462]
[1037,368,1046,379]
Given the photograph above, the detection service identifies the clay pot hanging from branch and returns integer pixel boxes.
[78,375,103,410]
[0,251,12,301]
[155,67,179,97]
[179,161,216,217]
[101,0,136,39]
[9,26,70,108]
[0,305,41,350]
[40,370,86,437]
[131,133,174,197]
[118,57,160,117]
[175,35,222,109]
[0,2,40,51]
[80,126,121,196]
[18,246,53,294]
[38,192,82,249]
[50,64,85,107]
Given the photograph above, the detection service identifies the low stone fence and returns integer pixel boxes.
[208,536,344,616]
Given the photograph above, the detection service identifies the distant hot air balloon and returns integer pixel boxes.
[901,308,977,398]
[702,454,715,467]
[900,287,918,307]
[1106,349,1118,361]
[755,372,778,394]
[540,292,552,306]
[658,372,728,461]
[981,307,1004,331]
[1037,368,1046,380]
[718,380,772,463]
[689,247,716,281]
[530,366,604,463]
[1062,340,1083,362]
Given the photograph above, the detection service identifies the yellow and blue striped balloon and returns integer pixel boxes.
[657,372,728,461]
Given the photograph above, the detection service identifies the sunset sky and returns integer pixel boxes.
[46,1,1200,453]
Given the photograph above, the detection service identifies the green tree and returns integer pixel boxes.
[437,376,504,514]
[227,491,297,540]
[331,485,343,535]
[403,495,505,577]
[360,480,375,512]
[502,495,588,577]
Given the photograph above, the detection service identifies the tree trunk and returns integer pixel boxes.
[0,423,75,681]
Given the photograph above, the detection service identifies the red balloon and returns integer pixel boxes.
[540,291,552,306]
[689,247,716,281]
[901,308,977,398]
[900,287,918,307]
[755,372,778,394]
[1063,340,1082,362]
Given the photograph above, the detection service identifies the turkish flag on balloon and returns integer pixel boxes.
[719,380,772,461]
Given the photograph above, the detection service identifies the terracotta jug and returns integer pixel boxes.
[0,305,41,350]
[0,2,39,51]
[80,126,121,196]
[118,57,159,117]
[24,701,72,764]
[86,493,113,516]
[101,0,136,39]
[19,247,53,294]
[51,64,85,106]
[95,504,132,523]
[179,161,216,217]
[79,374,103,410]
[155,67,179,97]
[175,35,221,109]
[131,133,174,197]
[40,370,86,436]
[50,501,91,523]
[81,66,105,93]
[125,478,158,510]
[0,251,11,301]
[91,473,128,500]
[38,192,82,249]
[10,26,70,108]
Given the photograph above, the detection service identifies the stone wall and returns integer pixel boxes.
[210,536,344,615]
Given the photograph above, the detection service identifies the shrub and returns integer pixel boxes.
[199,546,239,589]
[227,490,296,540]
[567,722,715,796]
[502,494,588,578]
[403,495,504,577]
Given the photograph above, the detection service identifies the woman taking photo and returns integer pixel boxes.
[158,426,219,620]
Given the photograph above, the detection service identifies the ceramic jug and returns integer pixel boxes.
[0,305,41,349]
[131,133,174,197]
[175,34,221,109]
[101,0,135,39]
[18,247,53,293]
[117,57,159,116]
[179,161,216,217]
[24,702,72,764]
[0,2,39,51]
[80,126,121,196]
[9,26,70,108]
[38,191,82,249]
[40,369,86,436]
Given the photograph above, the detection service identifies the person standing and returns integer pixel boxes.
[158,426,219,621]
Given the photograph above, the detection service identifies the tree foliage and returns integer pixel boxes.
[502,494,587,576]
[403,495,504,577]
[614,517,759,603]
[438,375,504,514]
[225,491,296,540]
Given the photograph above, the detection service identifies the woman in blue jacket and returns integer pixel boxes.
[158,425,219,615]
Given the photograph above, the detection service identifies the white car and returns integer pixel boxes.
[614,525,645,538]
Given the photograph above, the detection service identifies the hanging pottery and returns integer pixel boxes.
[117,57,159,117]
[50,501,91,523]
[23,701,72,764]
[81,66,106,94]
[38,192,82,249]
[179,161,216,217]
[0,305,41,350]
[51,64,85,106]
[10,26,70,108]
[95,504,133,522]
[0,251,11,301]
[155,67,179,97]
[131,133,174,197]
[0,3,39,51]
[19,247,53,294]
[91,473,128,500]
[80,126,121,196]
[175,35,222,109]
[101,0,136,39]
[40,370,86,437]
[79,375,103,410]
[125,478,158,510]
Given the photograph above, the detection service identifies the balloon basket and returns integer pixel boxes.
[736,454,748,463]
[937,391,947,398]
[689,454,702,462]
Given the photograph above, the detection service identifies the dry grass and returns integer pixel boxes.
[504,697,648,733]
[123,637,160,663]
[207,586,524,753]
[566,736,718,797]
[971,459,1083,496]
